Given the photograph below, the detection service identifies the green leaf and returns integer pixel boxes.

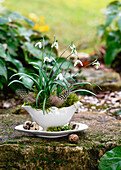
[22,42,42,60]
[8,80,37,93]
[104,46,121,65]
[6,53,23,70]
[117,16,121,31]
[10,72,39,89]
[9,11,24,20]
[36,90,44,106]
[43,98,46,115]
[23,17,35,26]
[0,17,9,25]
[52,80,68,91]
[116,110,121,116]
[0,44,6,58]
[98,146,121,170]
[0,59,7,80]
[97,25,105,36]
[105,13,117,27]
[71,89,96,96]
[21,76,34,89]
[18,27,33,40]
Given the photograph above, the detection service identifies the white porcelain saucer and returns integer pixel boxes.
[15,122,88,138]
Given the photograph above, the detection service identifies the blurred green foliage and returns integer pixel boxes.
[4,0,111,50]
[0,11,57,91]
[97,1,121,66]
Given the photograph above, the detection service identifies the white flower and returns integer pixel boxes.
[51,41,59,49]
[44,57,52,63]
[56,73,64,81]
[92,61,100,69]
[74,60,83,67]
[70,44,77,56]
[35,42,42,48]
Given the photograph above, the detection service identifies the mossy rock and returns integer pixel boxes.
[77,68,121,92]
[0,110,120,169]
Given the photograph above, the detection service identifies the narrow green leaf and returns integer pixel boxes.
[71,89,96,96]
[10,72,40,90]
[8,80,37,93]
[43,98,46,115]
[36,90,44,106]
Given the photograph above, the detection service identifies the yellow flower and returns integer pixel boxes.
[38,25,50,32]
[29,13,39,23]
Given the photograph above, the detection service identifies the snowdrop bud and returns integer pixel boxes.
[35,42,42,48]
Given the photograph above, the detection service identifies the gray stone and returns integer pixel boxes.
[0,109,120,169]
[77,68,121,91]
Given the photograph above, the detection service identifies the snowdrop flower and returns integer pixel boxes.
[92,61,100,69]
[74,60,83,67]
[35,42,42,48]
[70,44,77,56]
[56,73,64,81]
[51,41,59,49]
[44,57,52,63]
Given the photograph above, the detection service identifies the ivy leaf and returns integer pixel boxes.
[98,146,121,170]
[0,17,9,25]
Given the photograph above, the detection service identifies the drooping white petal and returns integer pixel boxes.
[44,57,52,63]
[74,60,83,67]
[56,73,64,81]
[92,61,100,69]
[51,41,59,49]
[70,44,77,56]
[35,42,42,48]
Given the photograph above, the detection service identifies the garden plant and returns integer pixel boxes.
[9,36,99,114]
[97,0,121,68]
[0,9,57,91]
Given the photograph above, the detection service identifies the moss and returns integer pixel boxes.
[24,93,79,110]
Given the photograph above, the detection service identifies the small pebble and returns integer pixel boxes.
[69,134,79,144]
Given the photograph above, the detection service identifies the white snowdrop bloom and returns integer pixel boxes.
[44,57,52,63]
[56,73,64,81]
[74,60,83,67]
[92,61,100,69]
[51,41,59,49]
[70,44,77,56]
[35,42,42,48]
